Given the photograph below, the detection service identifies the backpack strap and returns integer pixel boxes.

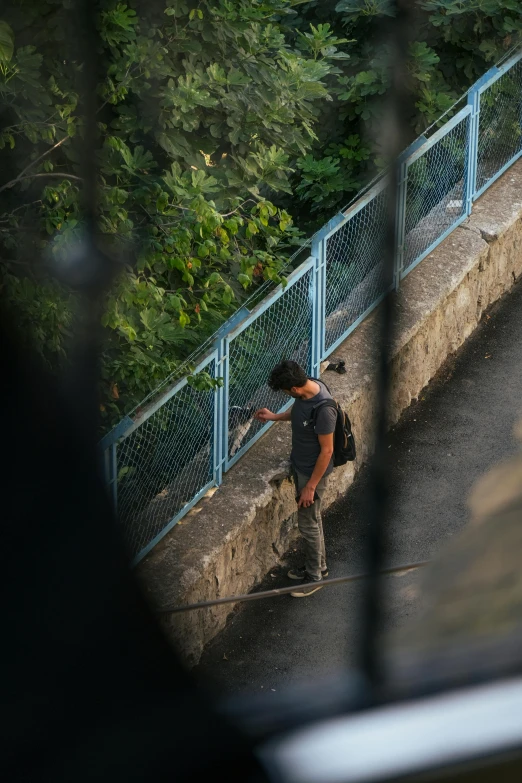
[308,376,331,394]
[311,398,337,422]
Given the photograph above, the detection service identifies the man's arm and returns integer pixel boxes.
[255,407,292,423]
[298,432,334,508]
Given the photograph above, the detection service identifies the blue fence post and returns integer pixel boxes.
[466,85,481,213]
[467,65,502,204]
[214,337,226,486]
[310,213,344,374]
[309,240,323,378]
[99,417,134,514]
[212,305,249,478]
[395,136,427,287]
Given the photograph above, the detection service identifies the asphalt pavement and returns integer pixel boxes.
[195,278,522,698]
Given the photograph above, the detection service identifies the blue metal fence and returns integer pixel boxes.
[224,259,315,471]
[101,49,522,564]
[401,106,471,279]
[322,179,391,358]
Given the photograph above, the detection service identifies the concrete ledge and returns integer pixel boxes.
[138,162,522,667]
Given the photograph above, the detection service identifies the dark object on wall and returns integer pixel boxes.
[325,358,347,374]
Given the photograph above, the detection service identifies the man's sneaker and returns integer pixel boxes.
[288,566,328,580]
[290,575,323,598]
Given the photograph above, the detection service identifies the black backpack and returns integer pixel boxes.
[310,378,356,466]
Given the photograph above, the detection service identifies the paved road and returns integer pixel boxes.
[195,279,522,698]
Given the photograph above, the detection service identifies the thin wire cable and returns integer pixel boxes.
[155,560,430,615]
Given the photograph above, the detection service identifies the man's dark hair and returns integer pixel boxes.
[268,360,308,391]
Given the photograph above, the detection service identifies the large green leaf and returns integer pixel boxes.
[0,21,14,63]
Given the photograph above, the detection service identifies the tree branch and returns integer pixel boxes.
[0,200,43,222]
[220,199,257,217]
[161,199,256,222]
[7,136,70,189]
[0,172,83,196]
[2,113,61,135]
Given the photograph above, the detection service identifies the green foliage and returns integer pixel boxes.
[334,0,394,18]
[1,269,74,365]
[0,20,14,63]
[0,0,342,427]
[1,0,520,430]
[276,0,521,229]
[421,1,522,75]
[187,371,224,392]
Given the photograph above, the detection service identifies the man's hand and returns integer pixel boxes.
[255,407,292,423]
[255,408,276,423]
[298,483,316,508]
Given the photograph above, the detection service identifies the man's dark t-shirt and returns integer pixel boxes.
[290,380,337,478]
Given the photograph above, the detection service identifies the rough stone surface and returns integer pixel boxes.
[138,161,522,667]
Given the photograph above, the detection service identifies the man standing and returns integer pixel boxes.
[255,360,336,597]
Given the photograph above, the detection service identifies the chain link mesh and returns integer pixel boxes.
[324,186,389,353]
[226,267,314,462]
[478,60,522,193]
[102,53,522,563]
[115,358,216,559]
[403,114,469,274]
